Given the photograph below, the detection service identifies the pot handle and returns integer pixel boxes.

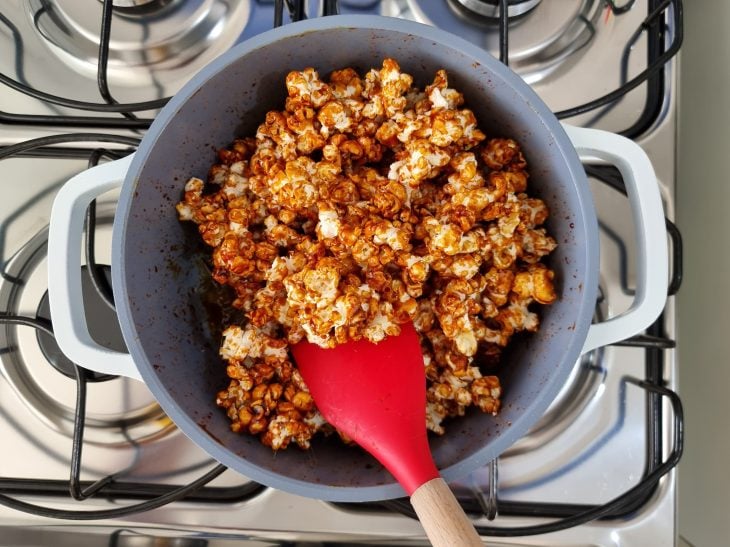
[47,153,143,381]
[562,124,668,354]
[47,129,665,375]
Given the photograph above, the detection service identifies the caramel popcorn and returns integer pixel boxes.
[177,59,558,450]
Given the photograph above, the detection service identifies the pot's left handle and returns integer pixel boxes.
[48,153,143,381]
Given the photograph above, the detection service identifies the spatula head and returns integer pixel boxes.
[291,322,439,495]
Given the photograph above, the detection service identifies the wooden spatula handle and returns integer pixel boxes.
[410,477,484,546]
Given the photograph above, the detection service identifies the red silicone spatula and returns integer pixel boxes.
[291,322,483,547]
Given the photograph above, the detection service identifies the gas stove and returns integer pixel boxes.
[0,1,683,545]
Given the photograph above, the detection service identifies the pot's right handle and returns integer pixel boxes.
[562,124,668,355]
[47,153,142,381]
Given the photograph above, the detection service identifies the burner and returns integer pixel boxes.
[0,214,174,446]
[29,0,251,85]
[108,0,176,10]
[35,265,122,383]
[449,0,543,20]
[405,0,603,84]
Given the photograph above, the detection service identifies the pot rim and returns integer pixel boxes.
[113,14,599,501]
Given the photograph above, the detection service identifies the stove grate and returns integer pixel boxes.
[0,0,684,535]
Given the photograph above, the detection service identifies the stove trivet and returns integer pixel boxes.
[0,225,174,446]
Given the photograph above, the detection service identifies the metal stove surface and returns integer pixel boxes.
[0,1,680,545]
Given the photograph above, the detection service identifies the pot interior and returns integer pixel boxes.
[116,17,597,501]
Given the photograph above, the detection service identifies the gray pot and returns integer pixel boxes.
[47,15,668,502]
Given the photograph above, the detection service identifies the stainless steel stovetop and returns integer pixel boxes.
[0,1,682,545]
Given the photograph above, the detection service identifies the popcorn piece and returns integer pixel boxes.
[512,264,557,305]
[220,324,288,363]
[425,69,464,111]
[329,67,363,100]
[285,67,333,108]
[388,139,451,186]
[316,203,341,239]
